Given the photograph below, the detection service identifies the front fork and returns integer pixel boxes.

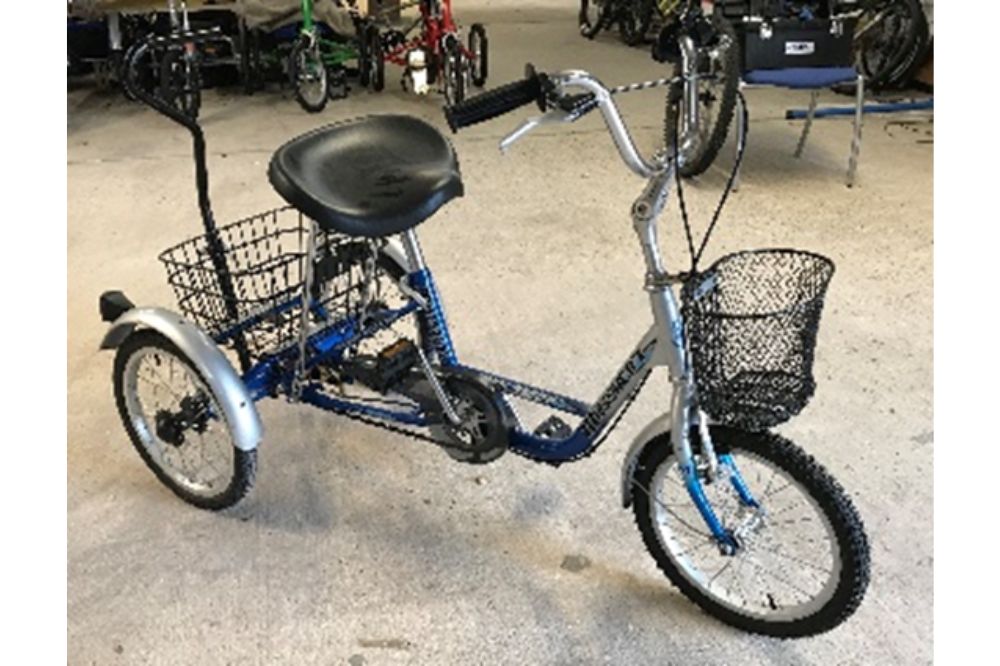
[633,161,759,553]
[670,380,759,553]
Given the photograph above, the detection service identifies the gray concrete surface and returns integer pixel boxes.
[68,6,933,665]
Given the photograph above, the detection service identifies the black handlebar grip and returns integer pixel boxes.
[444,74,542,132]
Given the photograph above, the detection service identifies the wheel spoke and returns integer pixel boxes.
[643,439,848,624]
[122,344,237,499]
[753,542,832,576]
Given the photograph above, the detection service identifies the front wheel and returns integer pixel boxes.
[663,13,739,177]
[113,330,257,510]
[291,37,329,113]
[631,427,869,637]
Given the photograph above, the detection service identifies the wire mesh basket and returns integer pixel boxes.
[159,207,384,362]
[682,249,835,431]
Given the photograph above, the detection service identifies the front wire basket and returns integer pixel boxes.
[682,249,835,431]
[159,207,385,362]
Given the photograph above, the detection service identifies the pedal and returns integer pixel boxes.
[534,415,572,440]
[341,339,418,393]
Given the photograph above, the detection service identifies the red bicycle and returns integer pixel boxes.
[367,0,488,104]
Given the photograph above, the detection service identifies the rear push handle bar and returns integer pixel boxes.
[444,64,664,178]
[123,27,224,131]
[122,27,226,237]
[124,28,252,371]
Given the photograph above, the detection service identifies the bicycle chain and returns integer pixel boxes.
[318,370,649,466]
[520,370,651,466]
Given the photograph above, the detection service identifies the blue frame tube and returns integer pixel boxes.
[785,98,933,120]
[407,269,458,366]
[719,453,759,508]
[300,385,427,425]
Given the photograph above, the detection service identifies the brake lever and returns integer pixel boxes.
[498,108,572,154]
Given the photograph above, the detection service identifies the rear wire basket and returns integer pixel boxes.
[682,249,835,431]
[159,207,384,362]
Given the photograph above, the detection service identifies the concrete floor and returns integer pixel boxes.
[68,6,933,665]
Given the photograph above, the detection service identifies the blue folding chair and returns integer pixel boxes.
[736,67,865,188]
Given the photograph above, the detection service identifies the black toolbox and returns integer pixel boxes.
[739,18,855,71]
[716,1,855,72]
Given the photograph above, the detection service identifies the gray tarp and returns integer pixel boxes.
[234,1,356,33]
[69,1,357,35]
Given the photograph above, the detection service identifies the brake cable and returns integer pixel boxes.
[604,72,749,277]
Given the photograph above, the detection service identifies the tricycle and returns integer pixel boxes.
[100,29,869,637]
[367,0,487,104]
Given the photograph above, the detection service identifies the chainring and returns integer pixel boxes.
[428,372,510,464]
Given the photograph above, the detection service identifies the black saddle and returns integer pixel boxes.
[268,115,463,238]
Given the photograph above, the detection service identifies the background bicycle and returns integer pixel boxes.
[366,0,488,105]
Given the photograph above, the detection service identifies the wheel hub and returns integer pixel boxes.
[154,394,209,447]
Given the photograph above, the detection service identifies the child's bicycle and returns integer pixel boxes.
[367,0,487,104]
[287,0,377,112]
[102,30,869,638]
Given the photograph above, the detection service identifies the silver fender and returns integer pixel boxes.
[621,413,673,508]
[100,307,263,452]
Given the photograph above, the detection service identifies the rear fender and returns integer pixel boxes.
[100,307,263,452]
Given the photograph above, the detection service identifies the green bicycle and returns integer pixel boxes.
[289,0,379,113]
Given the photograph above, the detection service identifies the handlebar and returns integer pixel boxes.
[444,65,663,178]
[444,65,544,132]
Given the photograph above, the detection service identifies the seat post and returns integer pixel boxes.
[401,229,428,271]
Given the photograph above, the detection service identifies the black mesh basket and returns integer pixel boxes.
[159,207,383,361]
[682,249,835,431]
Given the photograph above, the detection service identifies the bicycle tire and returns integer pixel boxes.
[579,0,608,39]
[885,4,929,88]
[620,0,654,46]
[663,13,739,177]
[365,25,385,92]
[631,427,870,637]
[855,0,921,91]
[442,39,465,106]
[113,330,257,510]
[468,23,488,88]
[290,37,329,113]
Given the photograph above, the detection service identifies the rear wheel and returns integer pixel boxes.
[885,3,929,88]
[291,36,329,112]
[579,0,607,39]
[113,331,256,510]
[854,0,922,90]
[468,23,488,87]
[663,13,739,177]
[631,427,869,637]
[620,0,654,46]
[364,25,385,92]
[442,39,466,106]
